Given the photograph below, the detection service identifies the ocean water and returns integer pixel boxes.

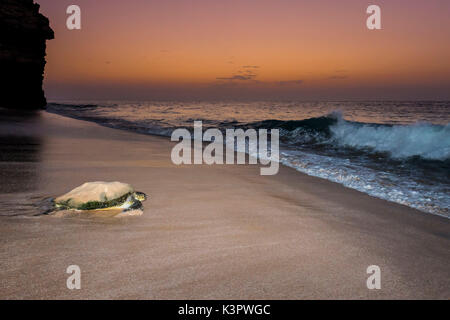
[47,101,450,218]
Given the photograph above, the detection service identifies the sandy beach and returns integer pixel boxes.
[0,111,449,299]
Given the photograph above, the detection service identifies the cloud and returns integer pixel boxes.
[329,75,348,80]
[216,75,254,81]
[276,79,303,85]
[217,65,261,81]
[329,70,349,80]
[240,70,257,76]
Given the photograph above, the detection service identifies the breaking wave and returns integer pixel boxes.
[254,113,450,161]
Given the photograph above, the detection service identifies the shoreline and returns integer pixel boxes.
[45,106,450,219]
[0,111,448,299]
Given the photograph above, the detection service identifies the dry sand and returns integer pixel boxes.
[0,111,449,299]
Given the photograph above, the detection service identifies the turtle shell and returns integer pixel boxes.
[54,181,134,210]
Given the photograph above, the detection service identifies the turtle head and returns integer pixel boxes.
[133,192,147,201]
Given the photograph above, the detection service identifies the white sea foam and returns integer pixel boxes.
[330,117,450,160]
[280,150,449,218]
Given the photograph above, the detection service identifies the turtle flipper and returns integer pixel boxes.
[124,200,143,212]
[36,198,62,216]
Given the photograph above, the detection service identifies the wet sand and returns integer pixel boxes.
[0,111,449,299]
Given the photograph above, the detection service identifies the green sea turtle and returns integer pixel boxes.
[50,181,147,215]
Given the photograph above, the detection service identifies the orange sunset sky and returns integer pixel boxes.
[38,0,450,100]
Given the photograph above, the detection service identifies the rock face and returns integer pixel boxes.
[0,0,54,110]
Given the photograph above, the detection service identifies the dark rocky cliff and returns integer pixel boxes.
[0,0,54,110]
